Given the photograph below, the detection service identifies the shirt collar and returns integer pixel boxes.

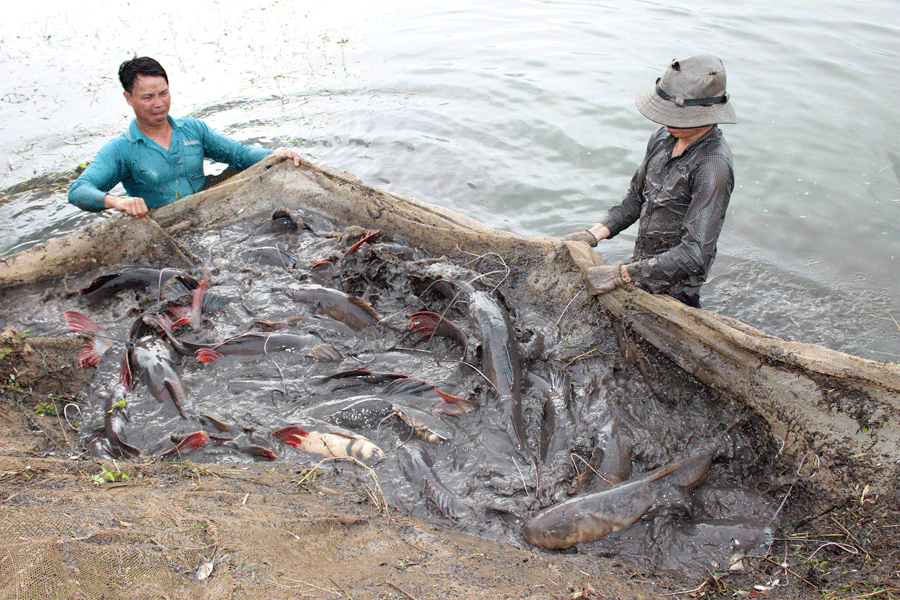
[125,115,183,143]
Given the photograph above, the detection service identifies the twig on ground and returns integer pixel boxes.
[385,581,418,600]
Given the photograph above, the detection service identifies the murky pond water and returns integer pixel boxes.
[0,206,779,574]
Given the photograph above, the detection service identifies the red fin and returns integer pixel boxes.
[63,310,103,335]
[168,306,190,321]
[160,431,209,458]
[78,343,102,367]
[410,311,440,336]
[116,358,133,392]
[344,229,380,255]
[196,348,223,364]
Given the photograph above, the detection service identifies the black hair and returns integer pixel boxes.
[118,57,168,94]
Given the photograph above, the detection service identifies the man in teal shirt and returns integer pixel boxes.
[69,57,301,218]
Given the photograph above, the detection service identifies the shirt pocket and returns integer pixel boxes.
[179,140,206,190]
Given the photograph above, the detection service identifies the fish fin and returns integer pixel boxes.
[196,349,223,364]
[78,273,120,297]
[305,343,342,361]
[550,371,572,407]
[435,389,473,410]
[168,305,190,322]
[117,357,133,392]
[78,343,102,367]
[161,274,197,301]
[644,462,681,483]
[348,296,380,321]
[63,310,104,335]
[245,446,277,461]
[344,229,380,255]
[409,311,441,336]
[272,426,308,448]
[382,377,432,396]
[409,311,466,345]
[201,294,227,312]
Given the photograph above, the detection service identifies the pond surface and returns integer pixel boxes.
[1,3,897,366]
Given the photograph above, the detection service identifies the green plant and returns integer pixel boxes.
[91,467,129,485]
[34,402,57,416]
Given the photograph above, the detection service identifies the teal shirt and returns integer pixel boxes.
[68,116,272,211]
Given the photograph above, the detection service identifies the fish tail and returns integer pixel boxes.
[63,310,104,335]
[423,477,467,520]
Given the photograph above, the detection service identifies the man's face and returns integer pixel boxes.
[665,124,712,140]
[124,75,171,128]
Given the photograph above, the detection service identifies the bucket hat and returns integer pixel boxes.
[635,54,736,128]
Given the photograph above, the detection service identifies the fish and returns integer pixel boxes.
[158,431,209,459]
[79,267,189,304]
[465,288,527,458]
[284,283,379,330]
[146,314,318,363]
[522,462,679,550]
[398,441,471,520]
[529,371,574,464]
[127,316,189,419]
[165,275,209,330]
[193,332,320,363]
[272,423,384,465]
[391,403,455,443]
[409,310,469,347]
[573,418,634,491]
[523,444,722,549]
[100,357,142,460]
[62,310,115,367]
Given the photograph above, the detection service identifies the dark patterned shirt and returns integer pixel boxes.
[600,125,734,298]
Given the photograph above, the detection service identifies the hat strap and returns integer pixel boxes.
[656,82,728,107]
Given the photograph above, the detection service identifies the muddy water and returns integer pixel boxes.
[1,207,779,574]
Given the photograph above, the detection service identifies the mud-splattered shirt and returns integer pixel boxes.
[68,116,271,212]
[599,125,734,299]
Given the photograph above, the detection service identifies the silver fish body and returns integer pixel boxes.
[465,290,527,457]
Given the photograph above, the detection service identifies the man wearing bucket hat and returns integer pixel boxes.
[564,54,736,308]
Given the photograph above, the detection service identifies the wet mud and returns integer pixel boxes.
[1,206,785,577]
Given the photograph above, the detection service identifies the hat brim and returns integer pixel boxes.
[635,79,736,128]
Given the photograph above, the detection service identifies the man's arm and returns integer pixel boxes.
[68,138,148,216]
